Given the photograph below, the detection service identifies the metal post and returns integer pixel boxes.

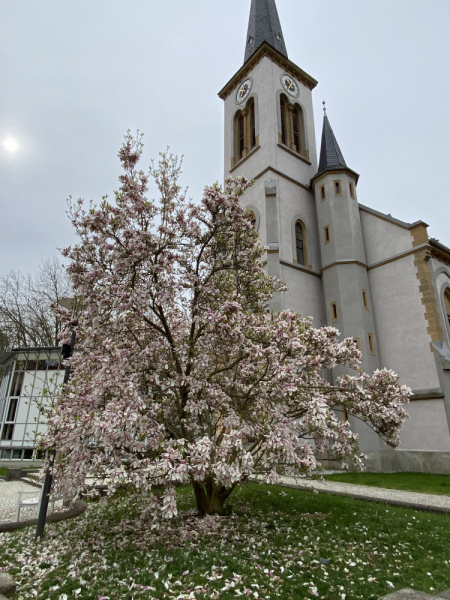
[35,327,76,539]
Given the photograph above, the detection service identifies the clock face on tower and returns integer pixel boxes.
[281,74,299,98]
[236,79,252,104]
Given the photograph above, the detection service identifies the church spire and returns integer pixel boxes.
[313,109,359,184]
[244,0,288,64]
[317,112,347,176]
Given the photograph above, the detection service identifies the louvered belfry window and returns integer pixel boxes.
[250,100,256,149]
[292,108,300,152]
[295,222,305,265]
[238,113,245,160]
[280,97,287,146]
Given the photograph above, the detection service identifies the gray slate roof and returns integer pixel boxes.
[317,114,347,176]
[244,0,288,64]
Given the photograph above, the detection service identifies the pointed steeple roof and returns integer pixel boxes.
[318,114,347,175]
[244,0,288,64]
[313,111,359,183]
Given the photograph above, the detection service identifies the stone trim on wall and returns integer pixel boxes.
[280,259,321,278]
[410,387,445,401]
[277,143,311,165]
[367,244,429,271]
[411,225,444,350]
[252,166,312,192]
[218,42,318,101]
[321,260,367,275]
[229,144,261,173]
[358,204,428,231]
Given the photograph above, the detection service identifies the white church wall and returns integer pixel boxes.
[360,209,413,265]
[400,399,450,451]
[368,254,439,390]
[280,265,326,327]
[277,178,320,269]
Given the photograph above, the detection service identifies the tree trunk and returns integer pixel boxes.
[192,478,235,516]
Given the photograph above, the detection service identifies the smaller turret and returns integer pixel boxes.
[312,108,379,375]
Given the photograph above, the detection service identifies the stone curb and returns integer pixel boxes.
[275,481,450,515]
[19,477,41,488]
[0,572,16,597]
[0,500,87,533]
[378,588,450,599]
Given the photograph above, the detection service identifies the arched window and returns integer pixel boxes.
[280,96,287,146]
[249,99,256,149]
[445,289,450,330]
[292,106,302,154]
[234,99,257,166]
[280,96,306,157]
[248,211,256,228]
[295,221,305,265]
[238,112,245,161]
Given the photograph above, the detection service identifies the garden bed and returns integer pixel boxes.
[1,484,449,599]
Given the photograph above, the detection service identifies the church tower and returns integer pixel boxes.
[218,0,324,325]
[312,111,380,378]
[216,0,450,471]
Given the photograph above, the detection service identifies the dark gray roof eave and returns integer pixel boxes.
[311,165,360,185]
[12,346,62,352]
[430,238,450,256]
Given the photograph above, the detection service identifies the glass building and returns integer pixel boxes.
[0,347,64,462]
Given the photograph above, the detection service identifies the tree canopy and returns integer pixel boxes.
[0,257,71,349]
[45,133,410,518]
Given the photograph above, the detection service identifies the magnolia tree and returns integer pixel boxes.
[44,133,410,519]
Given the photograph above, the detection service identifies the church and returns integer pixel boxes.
[218,0,450,473]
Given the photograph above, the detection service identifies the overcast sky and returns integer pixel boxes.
[1,0,449,277]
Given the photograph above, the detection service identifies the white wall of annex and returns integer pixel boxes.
[360,210,413,265]
[368,254,439,390]
[400,399,450,451]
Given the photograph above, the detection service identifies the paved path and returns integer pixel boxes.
[0,479,63,524]
[277,476,450,513]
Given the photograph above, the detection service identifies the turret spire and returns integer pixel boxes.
[244,0,288,64]
[313,110,359,184]
[317,113,347,175]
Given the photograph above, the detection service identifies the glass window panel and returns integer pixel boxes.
[36,360,47,371]
[293,109,300,152]
[16,398,30,422]
[6,398,18,422]
[10,371,24,396]
[280,98,287,145]
[36,448,46,460]
[295,223,305,265]
[26,360,37,371]
[12,448,23,459]
[23,448,34,460]
[46,359,60,370]
[16,360,26,371]
[12,423,25,441]
[238,114,245,160]
[250,101,256,148]
[1,448,11,459]
[1,424,14,440]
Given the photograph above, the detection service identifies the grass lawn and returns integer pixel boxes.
[0,468,7,477]
[324,472,450,496]
[1,484,450,600]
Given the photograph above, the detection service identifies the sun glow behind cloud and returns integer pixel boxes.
[3,138,19,153]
